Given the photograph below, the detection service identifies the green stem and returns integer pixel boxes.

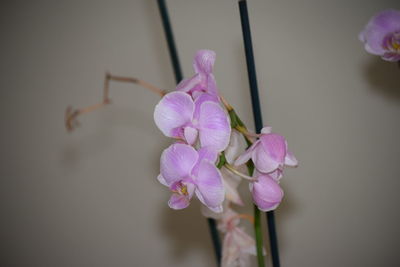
[254,204,265,267]
[229,108,265,267]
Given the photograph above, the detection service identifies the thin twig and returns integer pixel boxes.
[65,72,166,132]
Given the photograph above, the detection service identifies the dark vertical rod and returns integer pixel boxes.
[156,1,221,266]
[156,0,183,83]
[238,1,281,267]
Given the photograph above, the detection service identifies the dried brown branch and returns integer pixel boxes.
[65,72,167,132]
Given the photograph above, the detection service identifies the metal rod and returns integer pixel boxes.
[156,0,183,83]
[238,1,281,266]
[156,1,221,265]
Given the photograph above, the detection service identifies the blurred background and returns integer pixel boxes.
[1,0,399,266]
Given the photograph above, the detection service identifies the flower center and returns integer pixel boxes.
[171,181,189,196]
[383,31,400,53]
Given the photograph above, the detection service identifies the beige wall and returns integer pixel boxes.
[1,0,399,266]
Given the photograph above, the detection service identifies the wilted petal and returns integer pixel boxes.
[195,160,225,211]
[225,130,241,164]
[160,143,198,185]
[198,101,231,152]
[251,175,284,212]
[154,92,194,137]
[221,168,243,206]
[193,49,216,74]
[222,231,240,267]
[233,227,257,256]
[168,193,190,210]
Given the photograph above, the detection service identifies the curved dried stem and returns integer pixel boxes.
[65,72,167,132]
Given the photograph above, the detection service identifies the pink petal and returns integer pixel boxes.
[157,174,168,187]
[234,141,258,166]
[154,92,194,137]
[195,160,225,210]
[193,50,216,74]
[160,143,198,185]
[197,147,218,163]
[193,92,220,121]
[285,150,298,167]
[206,74,218,96]
[268,168,283,181]
[260,133,287,164]
[184,126,198,145]
[251,175,283,212]
[191,147,218,177]
[198,101,231,152]
[253,143,280,173]
[175,73,202,92]
[168,193,190,210]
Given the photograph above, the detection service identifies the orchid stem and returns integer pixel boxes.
[224,163,255,181]
[65,72,166,132]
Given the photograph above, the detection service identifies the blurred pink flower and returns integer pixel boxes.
[359,9,400,61]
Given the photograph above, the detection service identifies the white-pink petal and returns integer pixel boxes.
[168,193,190,210]
[195,160,225,211]
[198,101,231,152]
[184,126,198,145]
[285,150,298,167]
[251,175,283,212]
[253,143,280,173]
[234,141,258,166]
[175,73,202,92]
[259,133,287,164]
[160,143,198,185]
[193,49,216,74]
[154,91,194,137]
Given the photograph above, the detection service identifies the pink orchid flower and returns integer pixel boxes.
[359,9,400,62]
[234,127,297,177]
[157,143,225,212]
[154,91,231,152]
[176,50,219,99]
[250,174,284,212]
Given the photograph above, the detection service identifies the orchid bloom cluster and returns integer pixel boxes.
[359,9,400,62]
[154,49,297,212]
[154,50,297,265]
